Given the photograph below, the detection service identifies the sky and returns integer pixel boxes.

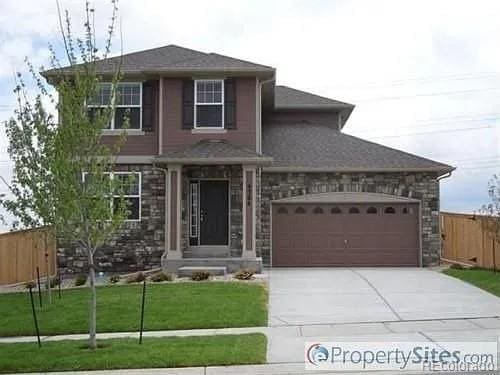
[0,0,499,230]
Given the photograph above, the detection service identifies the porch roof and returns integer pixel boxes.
[154,140,273,165]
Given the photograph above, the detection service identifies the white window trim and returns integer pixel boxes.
[88,82,143,130]
[82,171,142,222]
[194,79,224,129]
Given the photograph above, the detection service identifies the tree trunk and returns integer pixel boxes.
[88,250,97,349]
[45,230,52,304]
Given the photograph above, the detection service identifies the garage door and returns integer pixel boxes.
[272,199,420,267]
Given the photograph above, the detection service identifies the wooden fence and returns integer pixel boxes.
[441,212,500,270]
[0,227,56,285]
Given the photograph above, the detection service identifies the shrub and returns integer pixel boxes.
[449,263,465,270]
[234,268,255,280]
[25,281,36,289]
[150,272,172,282]
[109,274,120,284]
[191,271,210,281]
[125,272,146,284]
[74,274,87,286]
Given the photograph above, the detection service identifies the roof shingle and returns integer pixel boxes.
[262,122,454,173]
[155,140,272,165]
[275,85,354,109]
[44,45,275,76]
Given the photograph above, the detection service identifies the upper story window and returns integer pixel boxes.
[194,79,224,128]
[88,82,142,130]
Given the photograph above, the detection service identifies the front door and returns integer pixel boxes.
[199,180,229,245]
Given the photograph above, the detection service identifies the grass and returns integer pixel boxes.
[0,282,268,336]
[0,334,267,374]
[443,267,500,297]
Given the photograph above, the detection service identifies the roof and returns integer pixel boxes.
[273,192,420,204]
[273,85,355,127]
[262,122,454,173]
[154,140,273,165]
[274,85,354,109]
[43,45,275,78]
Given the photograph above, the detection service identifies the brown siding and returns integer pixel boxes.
[162,77,257,153]
[101,80,159,156]
[263,110,339,129]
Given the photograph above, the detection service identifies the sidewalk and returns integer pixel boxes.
[6,364,454,375]
[0,326,267,344]
[3,317,500,375]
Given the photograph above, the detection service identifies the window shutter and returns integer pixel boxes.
[142,80,156,132]
[182,79,194,129]
[224,79,236,129]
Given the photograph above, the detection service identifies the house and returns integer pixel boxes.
[49,45,454,274]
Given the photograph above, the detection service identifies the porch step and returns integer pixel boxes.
[177,266,227,277]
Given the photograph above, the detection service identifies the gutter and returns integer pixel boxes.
[262,166,456,173]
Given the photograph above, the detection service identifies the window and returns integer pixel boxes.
[348,207,360,214]
[194,79,224,128]
[295,206,306,214]
[82,172,141,221]
[331,206,342,214]
[88,82,142,129]
[277,207,288,214]
[367,206,377,214]
[114,172,141,221]
[384,206,396,214]
[313,207,324,214]
[189,182,199,238]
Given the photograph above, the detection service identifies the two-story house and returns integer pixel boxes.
[47,45,454,275]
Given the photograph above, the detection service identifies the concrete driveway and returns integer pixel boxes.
[268,268,500,326]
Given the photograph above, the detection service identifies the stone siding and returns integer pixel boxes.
[57,165,165,274]
[258,171,441,266]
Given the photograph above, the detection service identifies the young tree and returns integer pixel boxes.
[480,174,500,271]
[1,0,131,349]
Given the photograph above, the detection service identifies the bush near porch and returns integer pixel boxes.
[0,282,268,336]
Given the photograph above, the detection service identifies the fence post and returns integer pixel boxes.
[28,286,41,348]
[139,280,146,344]
[36,266,42,308]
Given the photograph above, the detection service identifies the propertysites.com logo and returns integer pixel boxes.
[305,341,498,372]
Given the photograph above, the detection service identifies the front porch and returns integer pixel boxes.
[155,140,272,274]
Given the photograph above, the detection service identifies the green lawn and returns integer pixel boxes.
[443,267,500,297]
[0,334,267,373]
[0,282,268,336]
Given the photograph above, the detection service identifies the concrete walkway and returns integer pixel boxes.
[7,317,500,374]
[0,326,267,344]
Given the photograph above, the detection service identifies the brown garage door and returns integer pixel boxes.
[272,202,420,267]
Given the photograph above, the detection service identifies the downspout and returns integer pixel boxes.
[256,75,275,266]
[152,164,168,268]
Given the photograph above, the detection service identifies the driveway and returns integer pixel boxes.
[268,268,500,326]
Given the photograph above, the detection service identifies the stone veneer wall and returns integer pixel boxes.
[181,165,243,257]
[258,172,440,266]
[57,165,165,274]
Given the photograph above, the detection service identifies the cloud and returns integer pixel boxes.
[0,0,498,228]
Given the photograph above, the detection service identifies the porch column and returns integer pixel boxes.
[242,165,257,259]
[166,164,182,259]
